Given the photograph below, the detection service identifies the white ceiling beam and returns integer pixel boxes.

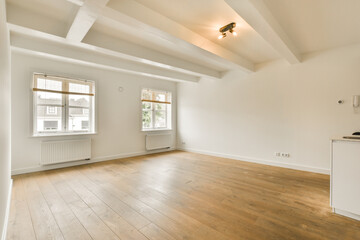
[13,46,198,83]
[66,0,109,42]
[99,6,255,73]
[225,0,301,64]
[67,0,85,6]
[67,0,254,73]
[10,31,199,83]
[9,24,218,79]
[83,31,222,79]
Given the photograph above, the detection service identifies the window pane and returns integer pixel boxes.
[36,92,62,105]
[142,110,152,129]
[154,103,166,110]
[36,106,62,132]
[69,83,90,94]
[141,89,171,130]
[155,92,166,102]
[81,120,89,130]
[155,110,166,128]
[69,94,90,107]
[46,106,57,115]
[36,78,62,91]
[68,107,90,131]
[142,102,152,110]
[141,89,152,101]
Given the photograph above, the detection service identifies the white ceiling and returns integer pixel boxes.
[5,0,360,81]
[263,0,360,53]
[6,0,78,37]
[7,0,78,21]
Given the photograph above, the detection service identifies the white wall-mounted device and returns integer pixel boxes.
[353,95,359,108]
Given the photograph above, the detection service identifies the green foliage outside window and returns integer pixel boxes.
[141,89,171,130]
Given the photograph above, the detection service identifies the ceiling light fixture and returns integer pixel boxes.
[218,33,226,39]
[218,22,237,39]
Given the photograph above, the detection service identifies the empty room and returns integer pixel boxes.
[1,0,360,239]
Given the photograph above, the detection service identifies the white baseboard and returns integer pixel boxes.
[178,147,330,175]
[12,146,330,175]
[11,148,175,175]
[1,179,13,240]
[334,208,360,221]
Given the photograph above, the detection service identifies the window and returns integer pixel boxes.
[33,73,95,135]
[46,106,57,115]
[141,89,172,130]
[81,120,89,130]
[43,120,58,130]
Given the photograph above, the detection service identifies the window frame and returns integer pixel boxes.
[66,94,93,133]
[32,73,96,137]
[141,88,172,131]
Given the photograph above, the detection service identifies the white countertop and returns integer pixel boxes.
[332,136,360,142]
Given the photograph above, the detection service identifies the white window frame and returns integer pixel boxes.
[141,88,172,131]
[32,73,96,136]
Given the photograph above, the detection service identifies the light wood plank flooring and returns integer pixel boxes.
[6,151,360,240]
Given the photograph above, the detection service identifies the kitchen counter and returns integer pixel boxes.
[331,136,360,142]
[330,139,360,221]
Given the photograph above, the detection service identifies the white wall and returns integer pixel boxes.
[177,43,360,173]
[11,52,177,174]
[0,0,12,238]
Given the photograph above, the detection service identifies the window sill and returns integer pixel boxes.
[141,129,172,132]
[32,132,97,138]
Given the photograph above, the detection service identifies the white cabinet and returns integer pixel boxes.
[331,139,360,220]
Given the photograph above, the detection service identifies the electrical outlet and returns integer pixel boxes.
[277,152,290,158]
[181,141,186,145]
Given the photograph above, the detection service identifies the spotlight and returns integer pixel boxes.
[218,22,237,39]
[218,33,226,39]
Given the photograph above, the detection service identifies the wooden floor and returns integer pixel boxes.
[6,151,360,240]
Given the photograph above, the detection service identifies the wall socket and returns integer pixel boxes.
[181,141,186,145]
[275,152,290,158]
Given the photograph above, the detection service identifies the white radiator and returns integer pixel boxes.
[146,133,172,150]
[41,139,91,165]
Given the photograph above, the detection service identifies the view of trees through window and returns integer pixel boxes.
[141,89,171,130]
